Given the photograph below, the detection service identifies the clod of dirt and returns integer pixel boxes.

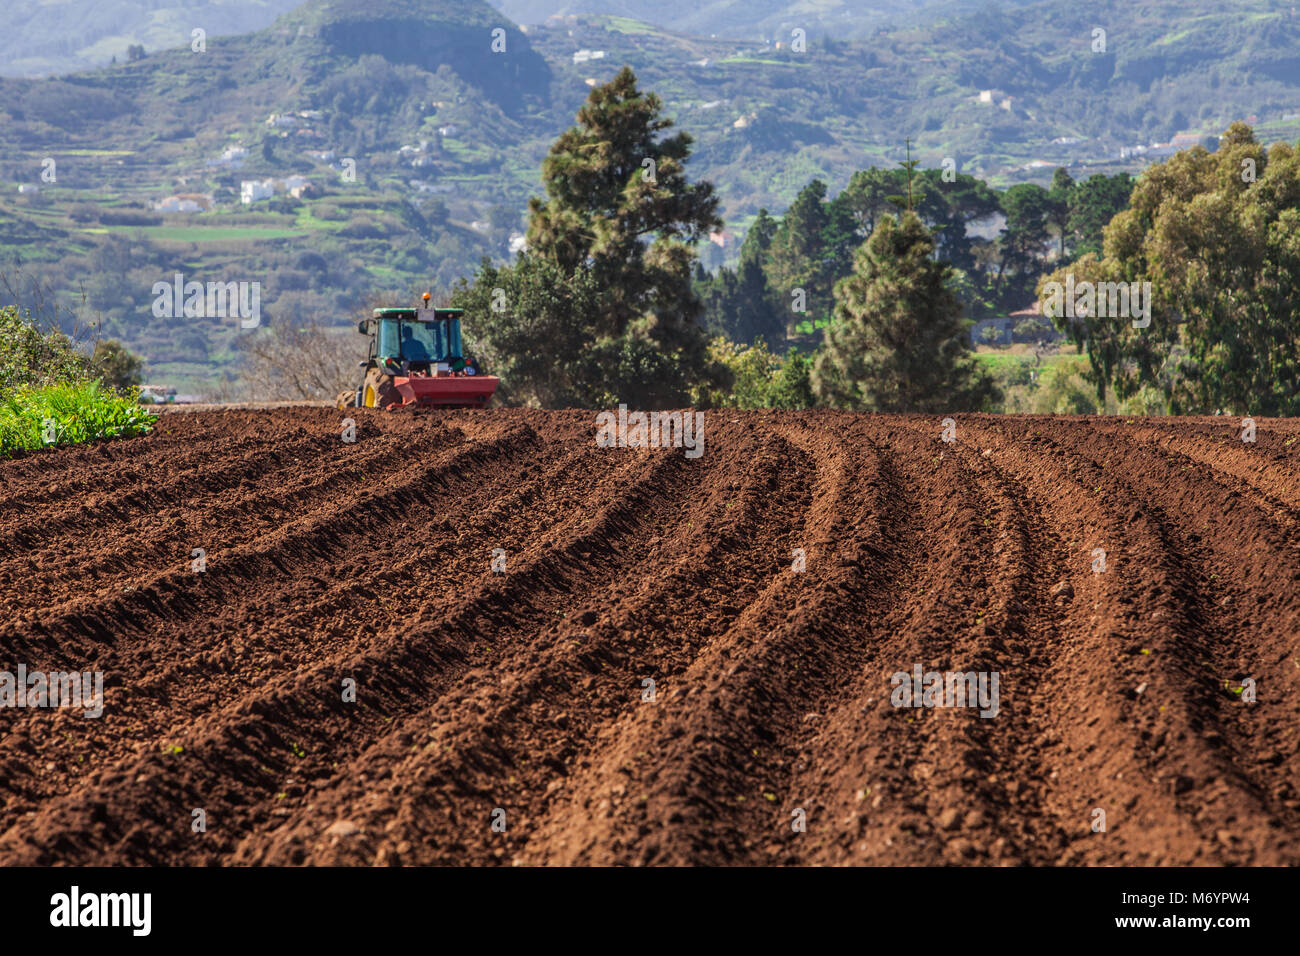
[1050,581,1075,602]
[325,820,360,839]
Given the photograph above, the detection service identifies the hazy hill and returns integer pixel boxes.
[3,0,1300,392]
[0,0,1027,77]
[0,1,304,78]
[490,0,1037,39]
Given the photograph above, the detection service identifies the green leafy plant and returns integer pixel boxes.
[0,381,154,456]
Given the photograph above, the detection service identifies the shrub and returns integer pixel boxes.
[0,381,154,456]
[0,305,92,391]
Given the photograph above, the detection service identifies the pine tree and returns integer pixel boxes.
[474,66,724,407]
[767,180,831,328]
[811,212,999,412]
[696,208,787,349]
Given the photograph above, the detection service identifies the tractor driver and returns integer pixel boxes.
[400,323,431,364]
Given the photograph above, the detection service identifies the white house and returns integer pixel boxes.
[240,180,275,204]
[154,193,213,213]
[573,49,606,64]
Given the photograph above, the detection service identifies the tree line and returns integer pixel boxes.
[453,68,1298,417]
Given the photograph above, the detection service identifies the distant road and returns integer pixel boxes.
[155,400,334,413]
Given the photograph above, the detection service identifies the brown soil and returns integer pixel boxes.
[1,408,1298,866]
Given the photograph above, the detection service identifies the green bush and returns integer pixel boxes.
[1031,357,1104,415]
[695,338,815,409]
[91,340,145,390]
[0,381,154,456]
[0,305,92,391]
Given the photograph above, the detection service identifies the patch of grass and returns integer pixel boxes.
[600,16,660,35]
[718,56,810,67]
[86,225,306,242]
[0,381,154,456]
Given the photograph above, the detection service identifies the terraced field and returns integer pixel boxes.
[1,408,1298,865]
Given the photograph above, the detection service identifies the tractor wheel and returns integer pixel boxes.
[362,368,401,409]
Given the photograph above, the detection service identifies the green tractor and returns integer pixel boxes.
[340,296,498,409]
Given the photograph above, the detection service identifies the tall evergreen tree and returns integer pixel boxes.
[1047,167,1075,261]
[696,208,787,348]
[767,179,833,328]
[739,208,779,266]
[996,183,1054,303]
[1066,172,1134,257]
[464,67,724,407]
[811,213,999,412]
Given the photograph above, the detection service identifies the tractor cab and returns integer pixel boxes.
[365,307,475,376]
[347,298,498,410]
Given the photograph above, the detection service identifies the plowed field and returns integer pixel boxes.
[2,408,1299,866]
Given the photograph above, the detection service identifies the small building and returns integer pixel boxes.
[154,193,213,213]
[16,184,39,194]
[240,180,274,204]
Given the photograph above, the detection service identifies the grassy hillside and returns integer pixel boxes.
[492,0,1036,40]
[2,0,1300,393]
[0,0,1035,76]
[0,0,303,78]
